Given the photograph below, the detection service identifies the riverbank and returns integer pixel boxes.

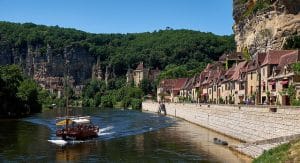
[253,138,300,162]
[142,101,300,158]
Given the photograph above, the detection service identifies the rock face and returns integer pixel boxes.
[233,0,300,54]
[0,43,96,85]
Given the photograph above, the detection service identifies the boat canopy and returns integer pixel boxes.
[72,118,90,124]
[56,116,91,126]
[56,119,73,126]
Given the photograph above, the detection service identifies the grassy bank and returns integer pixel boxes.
[253,139,300,163]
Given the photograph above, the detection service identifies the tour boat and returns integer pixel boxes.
[55,61,99,141]
[56,116,99,140]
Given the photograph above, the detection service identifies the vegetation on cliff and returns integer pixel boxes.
[0,21,235,77]
[0,65,42,117]
[284,36,300,50]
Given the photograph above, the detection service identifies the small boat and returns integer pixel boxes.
[56,116,99,140]
[213,138,228,146]
[55,62,99,141]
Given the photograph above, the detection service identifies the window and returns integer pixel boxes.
[271,83,276,91]
[262,68,265,77]
[263,85,266,92]
[250,72,253,80]
[250,86,253,95]
[240,83,245,90]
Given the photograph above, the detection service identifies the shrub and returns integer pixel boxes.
[291,99,300,106]
[131,98,142,110]
[101,95,114,107]
[121,97,131,108]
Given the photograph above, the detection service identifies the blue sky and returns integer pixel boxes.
[0,0,234,35]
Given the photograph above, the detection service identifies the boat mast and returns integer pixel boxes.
[65,59,70,128]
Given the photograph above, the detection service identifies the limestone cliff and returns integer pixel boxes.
[233,0,300,54]
[0,43,96,85]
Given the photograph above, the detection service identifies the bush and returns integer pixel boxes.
[131,98,142,110]
[121,97,131,108]
[101,95,114,107]
[292,99,300,106]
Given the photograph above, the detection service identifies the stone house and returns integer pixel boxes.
[199,62,225,103]
[198,71,210,103]
[267,50,300,105]
[157,78,188,102]
[230,61,248,104]
[260,50,298,104]
[180,76,197,101]
[192,72,206,103]
[207,69,225,104]
[246,53,267,104]
[219,65,236,104]
[157,79,176,102]
[172,78,188,102]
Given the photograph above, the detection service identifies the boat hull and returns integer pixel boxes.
[56,125,99,140]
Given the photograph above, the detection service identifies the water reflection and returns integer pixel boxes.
[0,109,252,162]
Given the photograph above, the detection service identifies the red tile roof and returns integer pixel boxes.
[231,61,248,81]
[277,50,299,69]
[173,78,188,90]
[159,78,188,91]
[247,52,267,72]
[159,79,176,88]
[261,50,297,66]
[276,50,299,74]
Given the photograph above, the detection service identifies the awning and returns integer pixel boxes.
[280,80,288,85]
[269,82,275,85]
[202,93,208,96]
[56,119,73,126]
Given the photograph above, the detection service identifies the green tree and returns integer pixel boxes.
[140,78,153,95]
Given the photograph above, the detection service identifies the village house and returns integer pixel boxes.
[157,78,188,102]
[246,53,267,104]
[197,62,224,103]
[229,61,248,104]
[260,50,298,104]
[157,49,300,106]
[192,73,206,103]
[206,69,225,103]
[157,79,175,102]
[219,65,236,104]
[180,76,197,102]
[267,50,300,105]
[197,71,210,103]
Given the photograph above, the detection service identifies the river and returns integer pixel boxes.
[0,108,251,162]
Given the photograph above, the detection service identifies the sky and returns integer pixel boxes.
[0,0,234,35]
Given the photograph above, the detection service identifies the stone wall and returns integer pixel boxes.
[143,102,300,157]
[142,102,300,142]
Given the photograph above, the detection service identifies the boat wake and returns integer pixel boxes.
[47,139,88,146]
[98,126,115,137]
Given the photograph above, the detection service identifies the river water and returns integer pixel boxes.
[0,108,251,162]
